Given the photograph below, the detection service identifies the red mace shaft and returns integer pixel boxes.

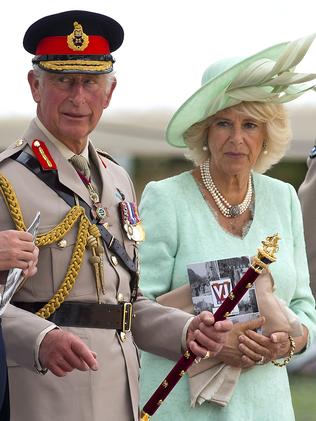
[140,234,280,420]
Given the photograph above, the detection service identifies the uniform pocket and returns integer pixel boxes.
[26,246,54,299]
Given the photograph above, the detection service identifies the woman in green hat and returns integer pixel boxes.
[139,34,316,420]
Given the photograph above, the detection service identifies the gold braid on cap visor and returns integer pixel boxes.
[39,59,113,72]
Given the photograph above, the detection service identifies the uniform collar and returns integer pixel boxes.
[35,117,90,161]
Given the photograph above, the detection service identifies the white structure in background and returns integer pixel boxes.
[0,105,315,159]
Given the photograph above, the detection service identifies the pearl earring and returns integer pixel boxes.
[262,141,268,155]
[202,145,208,151]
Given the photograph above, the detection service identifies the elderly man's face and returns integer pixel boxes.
[28,71,115,152]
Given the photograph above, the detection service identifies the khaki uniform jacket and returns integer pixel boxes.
[299,155,316,299]
[0,120,191,421]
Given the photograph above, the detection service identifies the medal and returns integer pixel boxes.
[74,170,109,224]
[87,184,100,204]
[90,204,109,225]
[119,201,145,242]
[123,222,134,240]
[131,222,145,242]
[95,206,107,220]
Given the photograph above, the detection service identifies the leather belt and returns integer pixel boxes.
[13,301,133,332]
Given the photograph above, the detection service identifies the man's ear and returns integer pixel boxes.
[28,70,41,103]
[103,77,117,109]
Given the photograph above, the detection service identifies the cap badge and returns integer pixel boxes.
[67,21,89,51]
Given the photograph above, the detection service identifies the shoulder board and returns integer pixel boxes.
[96,148,120,166]
[310,145,316,159]
[32,139,57,170]
[0,139,27,163]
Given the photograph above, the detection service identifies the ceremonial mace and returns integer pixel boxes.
[140,234,280,420]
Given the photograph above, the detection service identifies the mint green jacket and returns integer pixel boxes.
[139,171,316,421]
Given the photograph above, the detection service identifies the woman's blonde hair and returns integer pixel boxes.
[183,101,292,173]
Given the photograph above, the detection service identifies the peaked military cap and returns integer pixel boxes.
[23,10,124,74]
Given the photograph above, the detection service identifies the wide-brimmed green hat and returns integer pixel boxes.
[166,34,316,148]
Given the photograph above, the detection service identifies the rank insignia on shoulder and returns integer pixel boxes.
[96,148,120,167]
[32,139,57,170]
[310,146,316,159]
[119,201,145,242]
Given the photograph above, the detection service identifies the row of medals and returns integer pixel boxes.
[87,182,145,242]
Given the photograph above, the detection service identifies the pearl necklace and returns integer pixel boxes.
[200,159,253,218]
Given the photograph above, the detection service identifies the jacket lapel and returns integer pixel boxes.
[89,145,118,210]
[22,120,92,206]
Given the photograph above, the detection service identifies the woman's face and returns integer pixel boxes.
[207,107,265,177]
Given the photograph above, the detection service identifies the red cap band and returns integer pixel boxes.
[36,35,110,55]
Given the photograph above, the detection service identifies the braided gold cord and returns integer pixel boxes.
[0,174,27,231]
[36,213,90,318]
[36,206,85,246]
[86,223,105,300]
[89,223,101,239]
[0,175,86,246]
[0,173,98,319]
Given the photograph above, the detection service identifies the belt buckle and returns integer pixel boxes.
[120,302,133,341]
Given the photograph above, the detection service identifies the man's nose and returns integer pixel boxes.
[68,83,86,106]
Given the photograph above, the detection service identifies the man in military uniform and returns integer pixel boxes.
[0,10,232,420]
[299,146,316,299]
[0,230,38,421]
[292,146,316,374]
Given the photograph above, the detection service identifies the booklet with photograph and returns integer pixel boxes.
[187,255,260,326]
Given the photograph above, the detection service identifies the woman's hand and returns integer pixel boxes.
[214,317,266,368]
[239,329,291,367]
[187,311,233,359]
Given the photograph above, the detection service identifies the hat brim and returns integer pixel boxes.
[166,42,288,148]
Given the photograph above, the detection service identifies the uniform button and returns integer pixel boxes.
[117,292,124,302]
[110,255,118,266]
[33,140,40,147]
[57,239,67,248]
[15,139,24,147]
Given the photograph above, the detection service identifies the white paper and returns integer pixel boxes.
[0,212,40,316]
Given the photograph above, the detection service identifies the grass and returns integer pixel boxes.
[289,374,316,421]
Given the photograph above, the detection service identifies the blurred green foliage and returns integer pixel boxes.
[289,375,316,421]
[133,156,308,201]
[266,159,307,191]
